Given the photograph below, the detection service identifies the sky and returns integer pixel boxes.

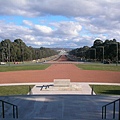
[0,0,120,48]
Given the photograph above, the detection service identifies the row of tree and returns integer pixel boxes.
[0,39,58,62]
[69,39,120,63]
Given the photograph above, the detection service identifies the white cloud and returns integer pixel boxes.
[34,25,53,34]
[0,0,120,48]
[23,20,33,26]
[53,21,82,37]
[0,0,119,18]
[0,20,82,48]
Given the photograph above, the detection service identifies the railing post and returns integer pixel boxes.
[102,107,104,119]
[2,101,5,118]
[102,98,120,120]
[0,100,18,119]
[13,105,15,118]
[29,86,32,95]
[113,101,115,119]
[16,106,18,118]
[104,106,106,119]
[91,86,94,95]
[118,98,120,120]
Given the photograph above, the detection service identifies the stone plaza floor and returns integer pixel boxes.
[0,82,120,120]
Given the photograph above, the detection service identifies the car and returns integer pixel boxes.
[104,61,110,64]
[0,62,6,65]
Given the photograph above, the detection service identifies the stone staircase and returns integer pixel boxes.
[0,116,118,119]
[0,95,119,120]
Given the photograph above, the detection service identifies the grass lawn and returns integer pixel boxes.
[76,64,120,71]
[0,64,50,72]
[90,85,120,95]
[0,85,34,96]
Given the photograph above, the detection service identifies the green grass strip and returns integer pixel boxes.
[0,64,50,72]
[0,85,34,96]
[76,64,120,71]
[90,85,120,95]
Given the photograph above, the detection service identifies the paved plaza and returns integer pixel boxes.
[0,82,120,120]
[0,94,119,120]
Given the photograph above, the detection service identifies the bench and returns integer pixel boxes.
[54,79,70,87]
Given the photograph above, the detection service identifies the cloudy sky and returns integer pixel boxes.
[0,0,120,48]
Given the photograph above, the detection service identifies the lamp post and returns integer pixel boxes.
[0,48,4,62]
[103,46,104,63]
[96,46,104,63]
[2,49,4,62]
[116,42,118,66]
[112,42,118,66]
[8,43,10,66]
[5,43,10,66]
[20,42,24,63]
[90,48,96,62]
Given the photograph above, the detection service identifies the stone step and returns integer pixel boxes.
[0,118,118,120]
[0,95,119,120]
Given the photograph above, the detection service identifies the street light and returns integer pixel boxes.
[115,42,118,66]
[2,48,4,62]
[111,42,119,66]
[90,48,96,62]
[116,43,118,66]
[0,47,4,62]
[20,42,24,63]
[8,43,10,66]
[7,43,10,66]
[96,46,104,63]
[5,43,10,66]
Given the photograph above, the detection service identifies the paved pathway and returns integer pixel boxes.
[0,64,120,84]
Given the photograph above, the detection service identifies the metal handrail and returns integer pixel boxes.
[102,98,120,119]
[0,100,18,118]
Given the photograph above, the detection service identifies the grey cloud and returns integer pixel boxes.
[0,17,119,48]
[52,21,82,38]
[0,0,120,48]
[0,20,84,48]
[76,14,120,39]
[0,0,119,18]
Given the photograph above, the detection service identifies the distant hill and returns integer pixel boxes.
[51,48,73,51]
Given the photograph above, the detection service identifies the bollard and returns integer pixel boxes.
[29,86,32,95]
[91,86,94,95]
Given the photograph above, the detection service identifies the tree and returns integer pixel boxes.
[0,39,58,62]
[93,39,103,47]
[69,38,120,63]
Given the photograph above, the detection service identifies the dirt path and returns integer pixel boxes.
[0,56,119,84]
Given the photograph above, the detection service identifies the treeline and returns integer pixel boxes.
[69,39,120,63]
[0,39,58,62]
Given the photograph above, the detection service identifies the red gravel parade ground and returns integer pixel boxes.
[0,55,120,84]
